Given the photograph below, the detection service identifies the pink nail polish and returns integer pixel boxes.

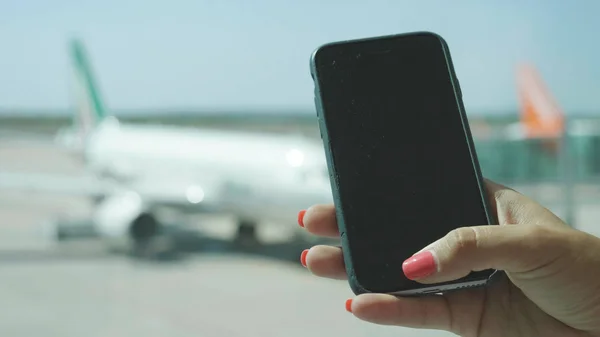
[402,251,436,280]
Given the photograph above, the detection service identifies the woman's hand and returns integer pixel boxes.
[298,179,600,337]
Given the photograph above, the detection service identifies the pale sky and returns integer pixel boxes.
[0,0,599,115]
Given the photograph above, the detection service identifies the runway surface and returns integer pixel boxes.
[1,136,600,337]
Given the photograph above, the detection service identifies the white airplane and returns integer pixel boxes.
[0,39,333,254]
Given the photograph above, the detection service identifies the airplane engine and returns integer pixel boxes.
[92,190,160,255]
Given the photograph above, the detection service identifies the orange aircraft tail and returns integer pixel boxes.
[516,63,565,139]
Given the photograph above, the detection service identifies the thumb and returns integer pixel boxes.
[402,224,570,284]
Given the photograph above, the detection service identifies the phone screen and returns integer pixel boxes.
[313,33,494,293]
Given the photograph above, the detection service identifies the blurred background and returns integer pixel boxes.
[1,1,599,336]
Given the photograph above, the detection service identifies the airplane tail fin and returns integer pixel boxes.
[516,63,565,139]
[68,39,108,140]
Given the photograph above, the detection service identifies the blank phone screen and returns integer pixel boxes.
[313,33,493,293]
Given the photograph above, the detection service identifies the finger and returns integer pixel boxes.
[305,245,346,280]
[348,293,452,331]
[483,178,507,221]
[484,178,526,225]
[484,178,567,228]
[301,204,339,238]
[402,224,570,284]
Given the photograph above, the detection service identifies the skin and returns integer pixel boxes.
[300,179,600,337]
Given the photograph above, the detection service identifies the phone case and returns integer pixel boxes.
[310,31,501,296]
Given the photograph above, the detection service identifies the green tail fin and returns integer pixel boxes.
[69,38,107,136]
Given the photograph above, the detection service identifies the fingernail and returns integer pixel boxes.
[298,210,306,227]
[300,249,308,267]
[402,251,436,280]
[345,299,353,313]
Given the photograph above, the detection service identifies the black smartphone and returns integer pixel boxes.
[309,31,498,296]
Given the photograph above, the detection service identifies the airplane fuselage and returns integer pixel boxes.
[83,118,332,225]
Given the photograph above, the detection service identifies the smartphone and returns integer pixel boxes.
[309,31,498,296]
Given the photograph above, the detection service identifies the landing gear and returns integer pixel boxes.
[233,219,260,249]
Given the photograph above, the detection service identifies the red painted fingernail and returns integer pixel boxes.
[345,299,353,313]
[402,251,436,280]
[298,210,306,227]
[300,249,308,267]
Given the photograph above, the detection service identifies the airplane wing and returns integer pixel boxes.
[0,171,110,197]
[0,169,229,216]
